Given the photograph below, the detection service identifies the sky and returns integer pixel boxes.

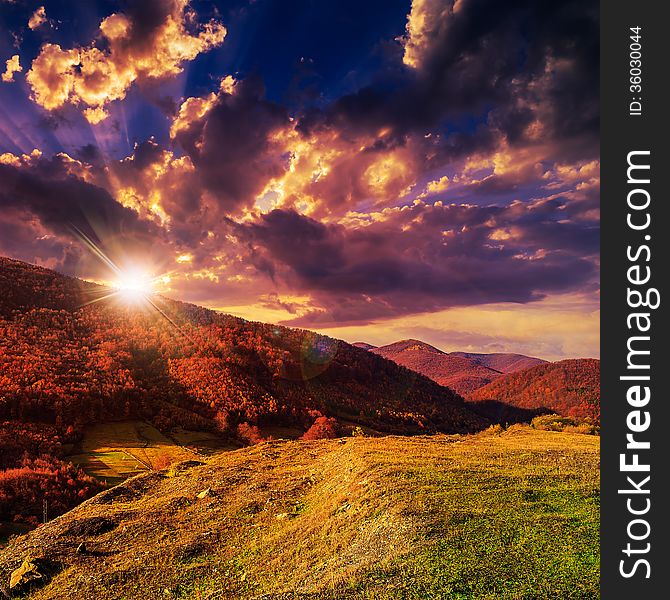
[0,0,600,360]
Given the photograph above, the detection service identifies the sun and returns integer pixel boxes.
[113,269,154,301]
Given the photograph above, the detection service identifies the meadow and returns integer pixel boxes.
[1,426,599,599]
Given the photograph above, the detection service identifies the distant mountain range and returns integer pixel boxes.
[359,339,546,396]
[449,351,547,374]
[356,339,598,423]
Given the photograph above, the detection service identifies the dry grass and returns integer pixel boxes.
[1,427,599,599]
[168,428,239,456]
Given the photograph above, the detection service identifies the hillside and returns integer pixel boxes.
[450,352,546,373]
[468,359,600,423]
[0,258,486,524]
[370,340,503,396]
[0,427,599,599]
[351,342,377,350]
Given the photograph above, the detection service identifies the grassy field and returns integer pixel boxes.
[2,426,599,599]
[167,427,239,456]
[67,421,225,485]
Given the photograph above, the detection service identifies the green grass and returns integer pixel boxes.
[349,429,599,599]
[2,426,599,599]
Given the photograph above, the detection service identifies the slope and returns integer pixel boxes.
[0,258,487,523]
[0,427,599,600]
[0,257,484,437]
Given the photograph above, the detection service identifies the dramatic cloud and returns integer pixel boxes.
[105,138,214,246]
[26,0,226,123]
[246,124,422,218]
[0,152,166,274]
[1,55,21,83]
[317,0,599,162]
[232,195,598,326]
[171,76,289,214]
[0,204,77,272]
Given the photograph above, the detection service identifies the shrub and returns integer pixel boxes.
[302,416,339,440]
[152,453,174,470]
[531,413,598,434]
[564,423,599,435]
[531,414,576,432]
[479,423,504,437]
[237,422,264,445]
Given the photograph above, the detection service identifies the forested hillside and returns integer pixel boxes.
[468,359,600,423]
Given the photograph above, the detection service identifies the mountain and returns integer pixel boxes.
[367,339,595,423]
[0,428,600,599]
[0,258,487,524]
[370,340,494,396]
[449,352,546,373]
[351,342,377,350]
[369,340,546,396]
[468,359,600,423]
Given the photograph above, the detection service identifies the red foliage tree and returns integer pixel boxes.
[237,422,264,445]
[0,455,102,524]
[302,416,339,440]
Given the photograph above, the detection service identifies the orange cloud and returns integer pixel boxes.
[248,126,421,219]
[26,0,227,123]
[542,160,600,190]
[106,141,202,231]
[28,6,47,30]
[1,55,22,83]
[401,0,452,69]
[170,76,236,139]
[0,149,43,166]
[418,175,450,199]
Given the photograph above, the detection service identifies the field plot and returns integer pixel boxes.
[168,427,239,455]
[68,421,198,484]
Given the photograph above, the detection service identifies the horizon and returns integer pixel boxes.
[1,254,595,362]
[0,0,599,361]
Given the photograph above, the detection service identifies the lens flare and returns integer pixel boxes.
[113,269,154,301]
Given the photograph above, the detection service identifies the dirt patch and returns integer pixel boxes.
[62,517,118,538]
[90,472,164,505]
[168,460,205,474]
